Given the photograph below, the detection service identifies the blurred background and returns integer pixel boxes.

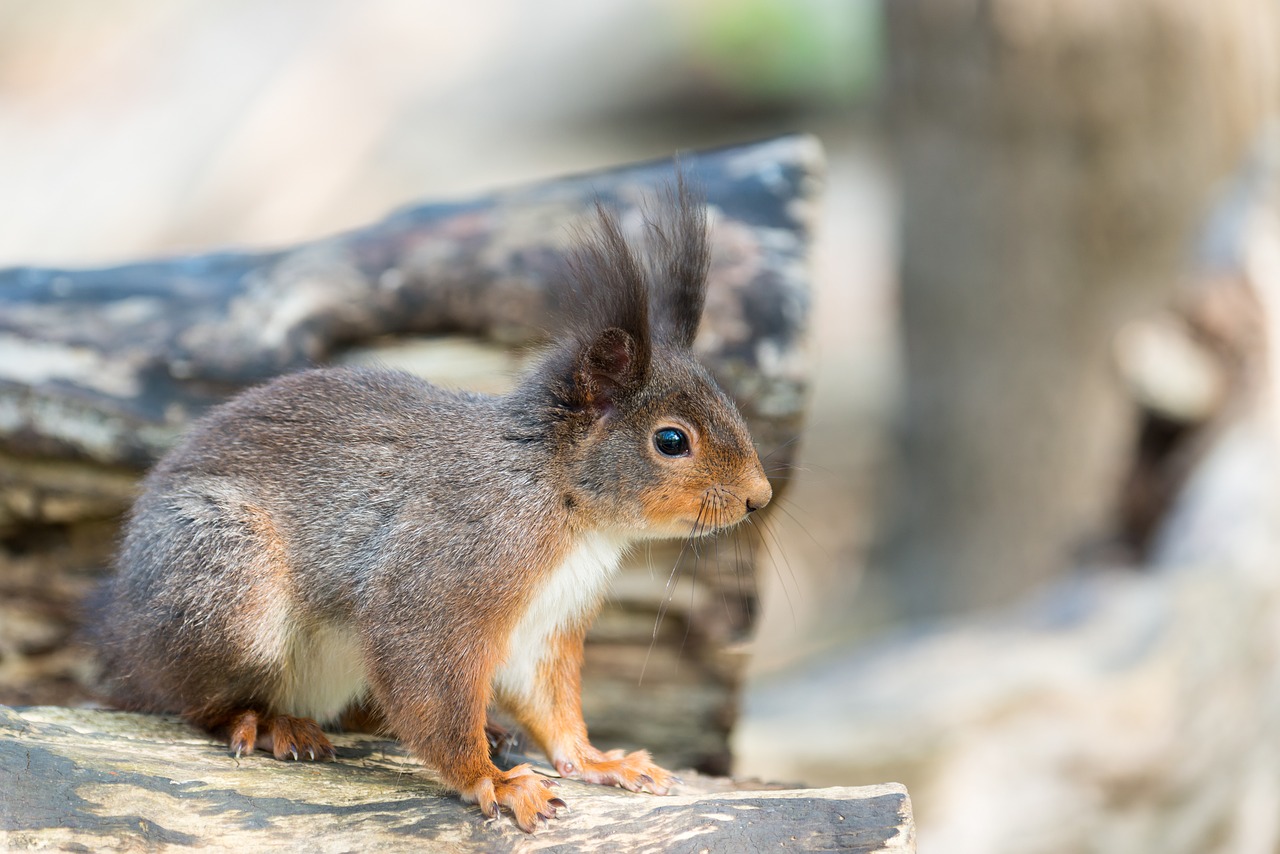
[4,1,1280,852]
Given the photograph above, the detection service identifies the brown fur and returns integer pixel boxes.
[89,179,770,833]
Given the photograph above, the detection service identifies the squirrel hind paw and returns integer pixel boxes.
[218,710,335,761]
[460,764,565,833]
[267,715,336,761]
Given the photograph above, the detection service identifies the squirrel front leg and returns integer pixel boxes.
[498,627,677,795]
[363,617,565,832]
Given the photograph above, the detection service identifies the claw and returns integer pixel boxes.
[265,715,334,763]
[549,798,567,809]
[540,778,560,788]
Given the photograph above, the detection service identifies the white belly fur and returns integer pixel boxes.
[272,621,368,723]
[492,530,631,702]
[263,531,629,720]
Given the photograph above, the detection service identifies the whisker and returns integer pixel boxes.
[641,499,709,684]
[732,516,749,624]
[763,461,813,478]
[768,497,831,562]
[681,526,699,657]
[759,512,803,602]
[711,494,733,623]
[760,433,804,462]
[778,461,841,480]
[747,515,798,630]
[662,504,706,619]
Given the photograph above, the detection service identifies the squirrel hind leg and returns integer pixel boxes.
[337,698,387,734]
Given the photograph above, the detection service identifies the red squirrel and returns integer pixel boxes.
[91,179,772,832]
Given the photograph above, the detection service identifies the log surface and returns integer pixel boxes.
[0,705,914,853]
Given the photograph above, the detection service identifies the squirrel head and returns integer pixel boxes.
[525,176,772,539]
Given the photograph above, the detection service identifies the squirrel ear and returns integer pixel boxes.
[573,326,647,415]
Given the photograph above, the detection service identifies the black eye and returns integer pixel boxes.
[653,427,689,457]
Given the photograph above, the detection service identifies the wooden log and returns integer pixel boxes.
[0,136,819,475]
[0,136,822,773]
[0,705,915,853]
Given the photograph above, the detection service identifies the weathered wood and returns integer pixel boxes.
[0,136,818,477]
[0,705,915,853]
[0,136,822,773]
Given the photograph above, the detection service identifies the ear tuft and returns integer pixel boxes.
[562,200,653,416]
[568,204,652,351]
[646,167,710,349]
[554,167,709,418]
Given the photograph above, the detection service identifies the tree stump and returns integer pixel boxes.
[0,136,822,774]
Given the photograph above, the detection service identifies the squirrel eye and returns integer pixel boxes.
[653,427,690,457]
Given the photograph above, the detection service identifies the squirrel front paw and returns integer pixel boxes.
[555,747,678,795]
[459,763,566,833]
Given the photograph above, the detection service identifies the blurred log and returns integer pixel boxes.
[0,136,817,475]
[0,705,916,853]
[874,0,1280,620]
[0,136,823,774]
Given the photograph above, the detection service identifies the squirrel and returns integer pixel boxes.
[90,177,773,833]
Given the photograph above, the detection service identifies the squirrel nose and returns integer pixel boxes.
[744,476,772,514]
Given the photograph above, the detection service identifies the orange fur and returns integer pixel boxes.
[496,627,676,795]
